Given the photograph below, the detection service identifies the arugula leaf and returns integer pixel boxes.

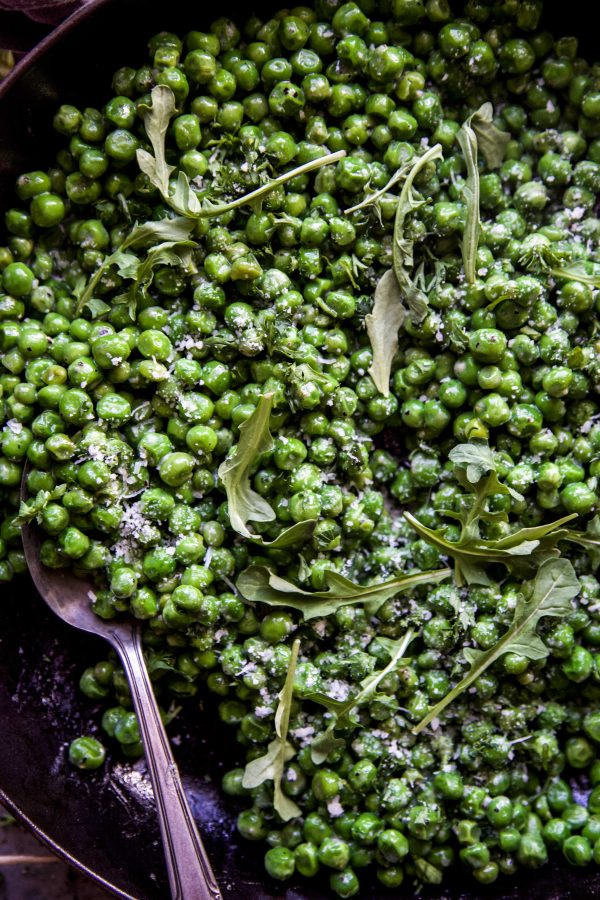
[404,443,577,585]
[236,566,451,620]
[136,84,176,196]
[14,484,67,526]
[83,297,111,319]
[413,558,580,734]
[448,443,499,484]
[392,143,444,323]
[343,155,412,215]
[469,102,510,169]
[74,217,196,315]
[114,240,195,317]
[137,86,346,219]
[218,393,276,539]
[242,638,301,821]
[457,110,481,284]
[551,264,600,287]
[307,629,416,764]
[217,393,315,547]
[562,514,600,570]
[365,270,407,397]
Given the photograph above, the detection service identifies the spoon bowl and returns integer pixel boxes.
[20,469,222,900]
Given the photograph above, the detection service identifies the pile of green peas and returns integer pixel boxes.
[2,0,600,894]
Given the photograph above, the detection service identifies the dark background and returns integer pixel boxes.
[1,1,600,897]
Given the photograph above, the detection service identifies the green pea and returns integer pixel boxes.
[68,736,106,770]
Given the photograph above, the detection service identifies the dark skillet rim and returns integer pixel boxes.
[0,0,112,102]
[0,787,135,899]
[0,4,137,893]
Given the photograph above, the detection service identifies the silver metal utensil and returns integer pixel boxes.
[20,472,222,900]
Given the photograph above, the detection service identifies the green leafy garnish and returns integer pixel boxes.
[236,565,451,620]
[217,393,276,538]
[137,85,346,219]
[469,102,510,169]
[392,143,444,322]
[563,514,600,570]
[361,144,444,395]
[74,217,196,315]
[551,263,600,287]
[518,234,562,274]
[413,558,580,734]
[136,84,176,196]
[404,442,577,586]
[457,108,482,284]
[365,269,407,397]
[343,155,412,215]
[307,629,416,763]
[217,393,315,547]
[14,484,67,526]
[113,238,195,318]
[242,638,301,821]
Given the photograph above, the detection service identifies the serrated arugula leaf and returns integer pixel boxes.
[307,629,416,763]
[74,217,196,315]
[448,443,499,485]
[137,86,346,219]
[413,558,580,734]
[217,393,315,547]
[236,566,450,620]
[115,240,195,317]
[242,638,301,821]
[469,102,510,169]
[14,484,67,526]
[366,269,407,397]
[392,143,444,323]
[136,84,176,196]
[218,393,276,539]
[405,443,577,585]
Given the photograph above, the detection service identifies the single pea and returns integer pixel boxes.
[68,736,106,770]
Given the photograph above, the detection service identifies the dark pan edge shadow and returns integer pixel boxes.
[0,0,113,103]
[0,789,134,900]
[2,1,600,899]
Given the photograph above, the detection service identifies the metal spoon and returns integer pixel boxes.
[20,472,222,900]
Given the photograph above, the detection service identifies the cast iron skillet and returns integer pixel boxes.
[1,2,600,898]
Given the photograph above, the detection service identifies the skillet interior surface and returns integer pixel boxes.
[1,1,600,897]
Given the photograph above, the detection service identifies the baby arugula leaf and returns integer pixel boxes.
[113,240,195,318]
[306,629,416,764]
[550,263,600,287]
[14,484,67,526]
[365,269,407,397]
[404,442,577,586]
[562,514,600,570]
[136,84,176,196]
[413,558,580,734]
[242,638,301,821]
[74,217,196,315]
[138,85,346,219]
[469,102,510,169]
[457,109,481,284]
[392,143,444,323]
[217,393,315,547]
[236,566,450,620]
[218,393,276,539]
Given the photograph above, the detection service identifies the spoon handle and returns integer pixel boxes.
[110,625,222,900]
